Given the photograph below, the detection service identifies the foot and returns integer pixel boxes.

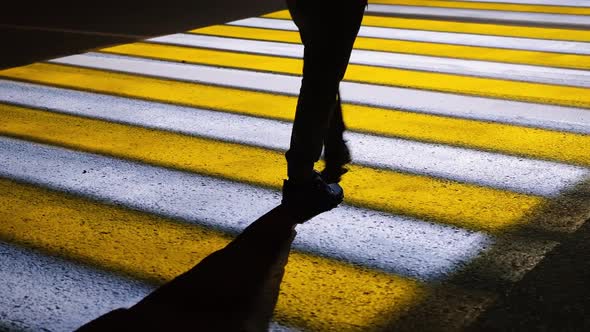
[281,171,344,222]
[321,141,351,184]
[320,166,349,184]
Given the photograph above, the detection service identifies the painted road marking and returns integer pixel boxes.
[0,241,153,332]
[0,238,296,332]
[437,0,590,7]
[264,10,590,42]
[0,3,589,330]
[86,45,590,108]
[2,63,589,166]
[194,24,590,71]
[369,0,590,15]
[125,36,590,88]
[0,103,544,232]
[1,80,587,197]
[366,4,590,27]
[77,50,590,110]
[0,136,492,280]
[51,52,590,139]
[227,17,590,56]
[42,52,590,134]
[0,177,427,331]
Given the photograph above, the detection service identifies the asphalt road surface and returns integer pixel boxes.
[1,0,589,331]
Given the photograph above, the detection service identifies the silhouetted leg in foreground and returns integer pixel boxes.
[281,0,366,218]
[76,206,302,332]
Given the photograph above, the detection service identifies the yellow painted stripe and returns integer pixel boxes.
[0,103,543,232]
[369,0,590,15]
[0,178,424,330]
[190,25,590,70]
[1,63,589,168]
[102,43,303,76]
[264,10,590,42]
[102,42,590,109]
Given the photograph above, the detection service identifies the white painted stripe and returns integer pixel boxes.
[0,137,492,281]
[0,241,296,332]
[2,80,588,197]
[227,17,590,55]
[0,241,152,331]
[49,53,590,134]
[150,33,590,88]
[424,0,590,8]
[366,4,590,27]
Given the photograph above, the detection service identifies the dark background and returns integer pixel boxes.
[0,1,286,69]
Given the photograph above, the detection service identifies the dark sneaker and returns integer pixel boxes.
[320,165,349,184]
[281,171,344,222]
[321,141,351,184]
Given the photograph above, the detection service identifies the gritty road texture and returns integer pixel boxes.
[471,216,590,331]
[1,0,589,331]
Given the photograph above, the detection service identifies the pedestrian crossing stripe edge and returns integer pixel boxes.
[0,135,498,281]
[1,6,589,331]
[98,42,590,109]
[189,24,590,70]
[145,33,590,88]
[444,0,589,7]
[366,3,590,27]
[0,103,546,232]
[0,240,156,332]
[263,10,590,42]
[2,62,589,168]
[3,79,586,198]
[368,0,590,15]
[0,177,427,331]
[226,16,590,57]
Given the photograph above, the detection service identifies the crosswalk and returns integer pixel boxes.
[365,0,590,26]
[0,0,589,330]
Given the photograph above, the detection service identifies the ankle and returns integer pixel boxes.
[288,176,313,186]
[287,169,315,185]
[286,159,315,184]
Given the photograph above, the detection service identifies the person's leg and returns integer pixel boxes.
[282,1,365,218]
[322,89,352,183]
[285,0,322,183]
[321,4,367,184]
[285,1,365,184]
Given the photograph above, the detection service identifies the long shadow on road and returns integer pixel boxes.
[76,205,299,332]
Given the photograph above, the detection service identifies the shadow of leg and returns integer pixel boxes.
[76,205,300,332]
